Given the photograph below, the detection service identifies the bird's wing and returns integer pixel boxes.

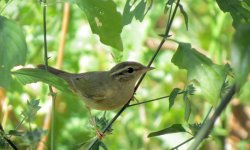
[69,72,109,102]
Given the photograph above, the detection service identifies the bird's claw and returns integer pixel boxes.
[96,129,104,140]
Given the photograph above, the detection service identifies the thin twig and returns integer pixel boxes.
[87,0,181,149]
[202,106,213,124]
[127,91,185,107]
[189,84,236,150]
[171,137,194,150]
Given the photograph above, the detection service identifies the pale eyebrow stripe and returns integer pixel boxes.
[111,66,141,76]
[111,67,128,75]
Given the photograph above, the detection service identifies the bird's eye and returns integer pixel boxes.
[127,67,134,73]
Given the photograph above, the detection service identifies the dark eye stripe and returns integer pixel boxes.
[127,67,134,73]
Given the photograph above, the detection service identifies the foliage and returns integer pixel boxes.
[231,24,250,87]
[216,0,250,28]
[172,42,230,105]
[0,0,249,149]
[12,68,73,94]
[0,16,27,88]
[76,0,123,50]
[122,0,152,26]
[0,99,45,149]
[148,124,187,137]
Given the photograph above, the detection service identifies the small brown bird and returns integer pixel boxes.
[38,61,154,137]
[38,61,153,110]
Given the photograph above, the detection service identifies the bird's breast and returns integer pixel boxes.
[84,82,134,110]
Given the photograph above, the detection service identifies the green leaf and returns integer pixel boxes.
[76,0,123,50]
[11,68,73,94]
[169,88,181,110]
[231,24,250,87]
[122,0,151,26]
[28,99,40,108]
[95,114,112,134]
[216,0,250,28]
[178,4,188,30]
[186,84,195,95]
[183,94,191,122]
[148,124,187,137]
[171,42,229,105]
[22,99,41,122]
[0,16,27,88]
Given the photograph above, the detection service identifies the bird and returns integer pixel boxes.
[38,61,154,138]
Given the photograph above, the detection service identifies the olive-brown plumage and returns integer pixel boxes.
[38,61,153,110]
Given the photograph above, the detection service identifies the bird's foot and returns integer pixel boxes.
[96,129,105,140]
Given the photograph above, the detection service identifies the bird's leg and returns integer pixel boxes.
[86,106,104,139]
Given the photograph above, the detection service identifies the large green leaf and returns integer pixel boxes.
[12,68,73,94]
[231,24,250,87]
[216,0,250,28]
[76,0,123,50]
[0,16,27,88]
[171,43,229,105]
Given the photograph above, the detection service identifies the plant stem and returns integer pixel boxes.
[189,84,236,150]
[87,0,181,149]
[42,1,56,149]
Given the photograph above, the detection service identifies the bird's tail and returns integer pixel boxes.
[37,64,69,76]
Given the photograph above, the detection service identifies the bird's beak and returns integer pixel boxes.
[145,66,155,71]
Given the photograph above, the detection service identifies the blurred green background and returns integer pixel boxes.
[0,0,249,149]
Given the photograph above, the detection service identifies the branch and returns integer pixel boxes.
[87,0,181,149]
[189,84,236,150]
[127,91,185,107]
